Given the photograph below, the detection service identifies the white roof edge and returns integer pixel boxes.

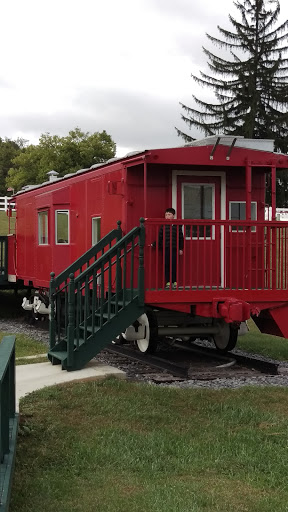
[186,134,275,152]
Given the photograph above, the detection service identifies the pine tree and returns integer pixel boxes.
[177,0,288,154]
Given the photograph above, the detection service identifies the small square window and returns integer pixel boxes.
[38,211,48,245]
[56,210,69,244]
[229,202,257,232]
[92,217,101,245]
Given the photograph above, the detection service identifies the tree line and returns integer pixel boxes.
[177,0,288,206]
[0,128,116,195]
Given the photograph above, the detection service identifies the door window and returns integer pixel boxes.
[182,184,214,238]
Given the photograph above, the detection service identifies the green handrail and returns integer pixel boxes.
[49,222,123,350]
[0,335,18,512]
[69,222,144,366]
[53,221,122,288]
[49,219,145,368]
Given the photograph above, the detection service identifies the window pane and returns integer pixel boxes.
[230,203,240,221]
[251,203,256,220]
[203,187,212,219]
[230,202,257,221]
[56,211,69,244]
[38,211,48,245]
[183,185,201,219]
[230,202,257,232]
[183,184,213,238]
[239,203,246,220]
[92,217,101,245]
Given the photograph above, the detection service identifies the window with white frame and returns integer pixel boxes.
[182,183,214,238]
[38,210,48,245]
[229,201,257,232]
[92,217,101,245]
[55,210,69,244]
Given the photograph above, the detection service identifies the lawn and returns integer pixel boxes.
[1,306,287,511]
[237,319,288,361]
[10,378,288,512]
[0,331,47,364]
[0,209,15,235]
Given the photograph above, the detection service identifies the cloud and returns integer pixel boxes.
[0,84,199,152]
[0,77,13,89]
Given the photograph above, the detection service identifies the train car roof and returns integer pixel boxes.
[13,135,288,197]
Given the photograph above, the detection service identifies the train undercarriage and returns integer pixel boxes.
[119,309,242,353]
[22,289,243,353]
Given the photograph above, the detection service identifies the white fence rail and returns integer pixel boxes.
[265,207,288,221]
[0,196,15,212]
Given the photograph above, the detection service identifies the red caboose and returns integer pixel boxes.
[3,135,288,369]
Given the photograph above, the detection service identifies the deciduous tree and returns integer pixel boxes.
[0,138,25,195]
[7,128,116,192]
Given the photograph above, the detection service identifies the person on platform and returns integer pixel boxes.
[152,207,184,289]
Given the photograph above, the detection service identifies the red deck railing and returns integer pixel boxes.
[145,219,288,293]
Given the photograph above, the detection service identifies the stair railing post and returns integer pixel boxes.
[116,220,122,241]
[49,272,56,350]
[116,220,122,297]
[67,273,75,368]
[138,218,145,307]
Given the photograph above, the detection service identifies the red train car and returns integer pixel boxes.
[3,135,288,367]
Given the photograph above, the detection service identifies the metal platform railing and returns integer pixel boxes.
[144,219,288,293]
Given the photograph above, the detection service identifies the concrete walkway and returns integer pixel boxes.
[16,359,126,411]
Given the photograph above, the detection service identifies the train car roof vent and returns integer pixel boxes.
[47,170,59,182]
[20,185,37,191]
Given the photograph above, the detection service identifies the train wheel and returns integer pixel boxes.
[213,321,238,353]
[136,311,158,353]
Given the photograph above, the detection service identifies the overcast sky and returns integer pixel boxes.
[1,0,288,157]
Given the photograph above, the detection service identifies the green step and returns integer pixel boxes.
[78,325,101,335]
[48,350,67,361]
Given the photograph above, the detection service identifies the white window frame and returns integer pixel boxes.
[181,183,215,240]
[92,217,101,246]
[229,201,257,232]
[55,210,69,244]
[38,210,49,245]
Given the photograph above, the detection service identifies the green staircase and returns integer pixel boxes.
[48,220,145,371]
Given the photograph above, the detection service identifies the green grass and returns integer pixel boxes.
[237,319,288,361]
[10,378,288,512]
[0,331,47,362]
[0,209,16,235]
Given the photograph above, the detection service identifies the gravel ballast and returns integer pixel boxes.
[2,318,288,390]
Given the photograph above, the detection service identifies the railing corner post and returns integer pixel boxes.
[49,272,56,350]
[117,220,122,240]
[67,273,75,367]
[138,218,145,306]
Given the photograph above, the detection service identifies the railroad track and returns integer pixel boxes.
[0,316,282,383]
[104,341,280,383]
[171,340,280,375]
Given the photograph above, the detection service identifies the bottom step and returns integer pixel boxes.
[48,350,68,366]
[48,350,67,361]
